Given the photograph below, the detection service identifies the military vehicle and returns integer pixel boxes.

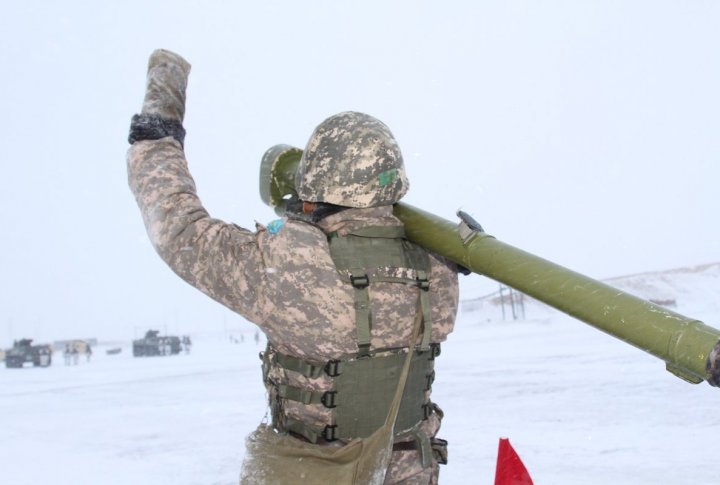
[5,339,52,368]
[260,144,720,388]
[132,330,182,357]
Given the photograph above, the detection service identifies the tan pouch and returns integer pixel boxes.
[239,422,393,484]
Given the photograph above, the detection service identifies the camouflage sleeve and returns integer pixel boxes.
[428,253,460,342]
[127,137,267,324]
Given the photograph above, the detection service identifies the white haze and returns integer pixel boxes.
[0,1,718,342]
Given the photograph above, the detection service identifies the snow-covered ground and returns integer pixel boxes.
[2,264,719,485]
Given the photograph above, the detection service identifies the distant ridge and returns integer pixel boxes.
[604,261,720,281]
[461,262,720,318]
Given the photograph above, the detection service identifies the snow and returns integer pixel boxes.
[2,264,719,485]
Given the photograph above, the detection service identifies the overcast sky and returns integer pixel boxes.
[1,1,718,342]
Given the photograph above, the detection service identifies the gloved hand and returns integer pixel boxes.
[128,49,191,147]
[141,49,191,121]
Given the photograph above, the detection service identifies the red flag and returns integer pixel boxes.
[494,437,534,485]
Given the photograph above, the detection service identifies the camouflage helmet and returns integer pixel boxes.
[295,111,409,208]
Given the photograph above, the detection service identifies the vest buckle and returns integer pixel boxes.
[321,391,337,408]
[416,277,430,291]
[324,359,341,377]
[425,370,436,390]
[429,343,441,360]
[422,403,433,420]
[322,424,338,442]
[350,274,370,288]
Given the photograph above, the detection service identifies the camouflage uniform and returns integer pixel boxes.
[127,50,459,484]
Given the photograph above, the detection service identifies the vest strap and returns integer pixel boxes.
[283,416,325,443]
[396,426,433,468]
[274,352,325,378]
[416,269,432,351]
[277,384,324,405]
[268,351,344,379]
[329,226,407,239]
[350,270,372,356]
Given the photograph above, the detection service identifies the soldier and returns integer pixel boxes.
[127,50,459,484]
[71,344,79,365]
[63,344,72,366]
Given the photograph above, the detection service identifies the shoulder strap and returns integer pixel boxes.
[353,296,426,483]
[328,226,433,356]
[328,226,406,239]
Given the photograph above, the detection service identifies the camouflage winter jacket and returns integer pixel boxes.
[127,136,459,439]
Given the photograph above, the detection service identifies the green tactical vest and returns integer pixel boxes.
[260,224,440,462]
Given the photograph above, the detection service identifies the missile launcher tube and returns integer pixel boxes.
[394,203,720,386]
[259,145,720,387]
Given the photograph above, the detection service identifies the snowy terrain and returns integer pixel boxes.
[1,263,719,485]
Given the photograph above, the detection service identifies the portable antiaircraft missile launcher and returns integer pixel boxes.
[259,144,720,388]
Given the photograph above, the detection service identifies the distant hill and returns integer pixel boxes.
[461,262,720,322]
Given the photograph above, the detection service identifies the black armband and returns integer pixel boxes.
[128,113,186,148]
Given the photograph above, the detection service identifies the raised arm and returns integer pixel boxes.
[126,49,267,324]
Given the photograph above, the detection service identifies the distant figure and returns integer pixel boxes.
[38,348,51,367]
[162,340,171,356]
[63,344,72,366]
[86,344,92,362]
[240,334,245,344]
[182,335,192,354]
[71,345,79,365]
[253,330,260,346]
